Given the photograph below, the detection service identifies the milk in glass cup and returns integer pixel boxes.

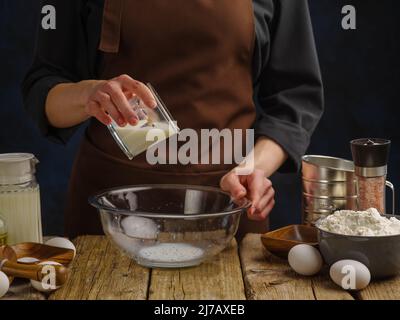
[107,84,180,160]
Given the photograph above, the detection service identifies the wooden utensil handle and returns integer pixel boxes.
[1,260,69,285]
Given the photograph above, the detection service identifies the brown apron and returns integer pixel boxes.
[65,0,268,239]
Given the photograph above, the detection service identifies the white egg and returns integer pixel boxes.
[30,261,62,293]
[45,237,76,258]
[288,244,323,276]
[121,216,158,240]
[0,271,10,298]
[330,260,371,291]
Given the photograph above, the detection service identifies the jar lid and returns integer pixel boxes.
[0,153,39,185]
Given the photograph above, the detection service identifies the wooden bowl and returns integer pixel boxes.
[11,243,75,266]
[261,225,318,259]
[0,245,70,285]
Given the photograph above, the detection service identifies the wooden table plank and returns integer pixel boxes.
[148,240,246,300]
[311,272,354,300]
[3,279,46,300]
[8,234,400,301]
[50,236,150,300]
[357,277,400,300]
[239,234,354,300]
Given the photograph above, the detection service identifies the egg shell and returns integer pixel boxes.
[18,257,40,264]
[330,260,371,291]
[30,261,62,293]
[0,271,10,298]
[121,216,158,240]
[288,244,323,276]
[45,237,76,258]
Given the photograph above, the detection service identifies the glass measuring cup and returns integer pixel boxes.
[107,84,180,160]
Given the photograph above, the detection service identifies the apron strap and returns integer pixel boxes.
[99,0,123,53]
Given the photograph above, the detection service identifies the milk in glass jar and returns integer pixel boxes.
[0,215,7,245]
[0,154,42,244]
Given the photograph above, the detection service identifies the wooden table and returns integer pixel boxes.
[3,234,400,300]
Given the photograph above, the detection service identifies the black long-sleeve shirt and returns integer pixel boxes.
[22,0,324,172]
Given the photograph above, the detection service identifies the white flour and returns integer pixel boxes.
[318,208,400,236]
[138,243,204,263]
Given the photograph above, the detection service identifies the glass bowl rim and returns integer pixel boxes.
[89,184,251,219]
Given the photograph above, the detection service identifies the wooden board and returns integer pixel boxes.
[357,276,400,300]
[148,240,246,300]
[50,236,150,300]
[3,279,46,300]
[239,234,354,300]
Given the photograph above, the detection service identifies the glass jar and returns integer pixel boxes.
[0,214,7,245]
[356,174,386,213]
[0,154,42,244]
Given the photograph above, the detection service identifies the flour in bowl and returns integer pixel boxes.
[317,208,400,236]
[138,243,204,263]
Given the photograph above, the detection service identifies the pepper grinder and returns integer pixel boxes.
[350,138,394,214]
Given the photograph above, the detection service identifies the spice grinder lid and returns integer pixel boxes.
[350,138,391,168]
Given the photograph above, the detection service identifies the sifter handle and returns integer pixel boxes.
[386,181,395,215]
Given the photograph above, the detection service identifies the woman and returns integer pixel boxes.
[23,0,323,239]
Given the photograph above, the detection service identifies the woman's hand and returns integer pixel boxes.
[220,169,275,221]
[85,75,157,127]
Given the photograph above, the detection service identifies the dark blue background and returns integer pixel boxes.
[1,0,399,235]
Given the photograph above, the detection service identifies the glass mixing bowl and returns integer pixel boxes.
[89,185,250,268]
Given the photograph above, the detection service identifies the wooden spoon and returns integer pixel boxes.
[11,242,75,266]
[0,246,69,286]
